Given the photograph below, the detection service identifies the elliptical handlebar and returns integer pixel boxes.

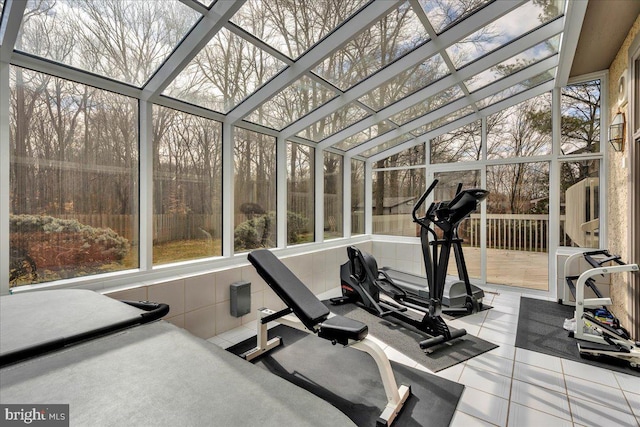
[412,179,439,228]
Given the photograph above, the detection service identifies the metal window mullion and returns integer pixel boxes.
[547,87,561,298]
[222,121,234,256]
[365,159,373,235]
[0,61,10,295]
[277,137,287,248]
[343,155,352,238]
[480,117,487,284]
[284,15,562,141]
[227,0,400,123]
[10,52,142,99]
[599,73,609,249]
[555,0,588,88]
[139,101,153,271]
[142,0,245,100]
[315,147,325,243]
[0,0,26,62]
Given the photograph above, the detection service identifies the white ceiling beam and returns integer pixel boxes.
[555,0,588,87]
[367,80,555,162]
[351,61,557,158]
[320,50,559,151]
[316,19,562,148]
[280,0,527,139]
[225,0,403,124]
[0,0,27,62]
[10,51,143,99]
[141,0,245,101]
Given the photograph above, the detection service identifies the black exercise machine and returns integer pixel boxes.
[245,249,411,427]
[333,179,488,350]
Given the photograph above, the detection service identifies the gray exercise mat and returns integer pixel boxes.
[227,325,465,427]
[516,296,640,377]
[325,300,498,372]
[1,289,142,357]
[1,321,356,427]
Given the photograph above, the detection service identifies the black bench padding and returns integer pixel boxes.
[319,316,368,345]
[249,250,331,330]
[248,249,367,344]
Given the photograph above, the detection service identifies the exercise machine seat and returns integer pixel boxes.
[248,249,367,345]
[318,315,368,345]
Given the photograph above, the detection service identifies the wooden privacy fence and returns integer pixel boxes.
[58,214,222,244]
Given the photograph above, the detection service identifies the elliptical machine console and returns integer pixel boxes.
[333,179,488,351]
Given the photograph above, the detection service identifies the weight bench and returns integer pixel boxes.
[245,249,411,427]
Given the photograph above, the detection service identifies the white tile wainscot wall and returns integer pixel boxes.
[103,242,372,340]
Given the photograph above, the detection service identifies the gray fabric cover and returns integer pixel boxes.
[1,321,355,426]
[1,289,142,356]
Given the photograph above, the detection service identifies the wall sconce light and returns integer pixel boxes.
[608,111,625,152]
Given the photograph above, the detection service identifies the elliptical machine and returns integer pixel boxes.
[332,179,489,350]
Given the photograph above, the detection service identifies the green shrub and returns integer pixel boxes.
[9,214,130,283]
[234,211,309,250]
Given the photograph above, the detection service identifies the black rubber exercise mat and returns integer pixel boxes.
[228,325,464,427]
[516,296,639,377]
[325,301,498,372]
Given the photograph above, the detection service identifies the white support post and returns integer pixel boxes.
[343,156,352,238]
[0,60,9,296]
[365,159,373,235]
[315,149,325,242]
[222,122,234,257]
[277,137,287,248]
[139,101,153,272]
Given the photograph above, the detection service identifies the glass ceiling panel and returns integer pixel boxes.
[313,2,429,91]
[389,85,463,125]
[333,120,395,151]
[464,34,561,93]
[418,0,491,34]
[230,0,368,59]
[245,76,338,130]
[163,27,287,113]
[360,134,414,158]
[296,103,370,142]
[476,68,556,110]
[16,0,200,87]
[411,105,475,137]
[358,54,449,111]
[445,0,565,69]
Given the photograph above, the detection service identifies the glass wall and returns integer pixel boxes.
[486,162,550,290]
[287,142,314,245]
[559,79,601,248]
[433,170,482,281]
[431,120,482,163]
[559,160,600,248]
[233,128,276,252]
[324,152,343,239]
[153,106,222,264]
[372,167,425,237]
[9,67,138,286]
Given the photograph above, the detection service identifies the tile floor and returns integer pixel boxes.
[208,287,640,427]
